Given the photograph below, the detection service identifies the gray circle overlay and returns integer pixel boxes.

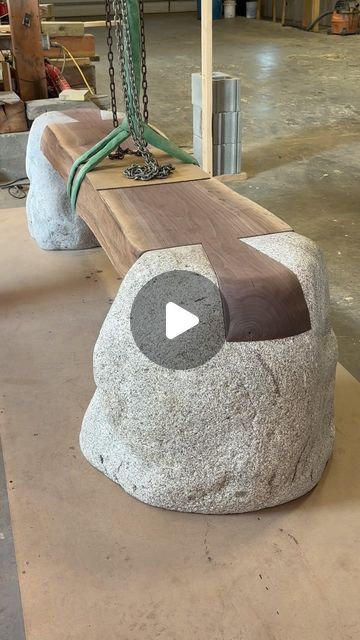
[130,270,225,370]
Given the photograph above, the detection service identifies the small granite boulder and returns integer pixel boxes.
[26,111,99,251]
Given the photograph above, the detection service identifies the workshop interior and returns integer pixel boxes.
[0,1,359,639]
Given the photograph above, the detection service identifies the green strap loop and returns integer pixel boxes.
[67,0,198,209]
[67,118,129,197]
[70,127,131,210]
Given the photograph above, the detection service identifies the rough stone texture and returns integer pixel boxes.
[26,111,99,251]
[25,98,98,122]
[0,131,29,182]
[80,232,338,514]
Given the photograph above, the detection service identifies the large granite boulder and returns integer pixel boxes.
[80,232,337,513]
[26,111,99,251]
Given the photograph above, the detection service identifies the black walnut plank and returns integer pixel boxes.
[41,109,311,342]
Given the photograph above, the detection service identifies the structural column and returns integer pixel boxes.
[201,0,213,175]
[7,0,48,101]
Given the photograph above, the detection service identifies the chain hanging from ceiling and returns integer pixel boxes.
[68,0,197,207]
[105,0,133,159]
[105,0,119,129]
[105,0,148,127]
[104,0,174,180]
[139,0,149,124]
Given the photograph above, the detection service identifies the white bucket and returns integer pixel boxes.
[224,0,236,18]
[246,0,257,18]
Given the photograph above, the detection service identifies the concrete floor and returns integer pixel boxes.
[0,16,359,639]
[94,16,360,379]
[2,16,359,376]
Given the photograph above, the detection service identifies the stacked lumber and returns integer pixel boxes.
[39,4,55,21]
[0,91,27,133]
[0,23,85,36]
[41,21,84,37]
[45,35,96,59]
[0,8,99,107]
[0,20,85,38]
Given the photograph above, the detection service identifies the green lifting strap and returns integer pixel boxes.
[67,0,198,210]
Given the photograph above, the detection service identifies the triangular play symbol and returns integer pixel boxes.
[166,302,199,340]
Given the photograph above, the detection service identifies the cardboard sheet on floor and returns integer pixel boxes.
[1,208,360,640]
[87,149,209,190]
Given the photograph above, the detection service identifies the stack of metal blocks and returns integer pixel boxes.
[192,72,241,176]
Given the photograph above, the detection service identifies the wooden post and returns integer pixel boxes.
[302,0,320,30]
[0,52,12,91]
[201,0,213,176]
[311,0,321,31]
[7,0,47,101]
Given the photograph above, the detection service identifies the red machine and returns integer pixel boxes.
[306,0,359,34]
[330,0,360,34]
[0,2,8,19]
[44,59,71,97]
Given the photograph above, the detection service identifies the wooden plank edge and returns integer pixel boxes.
[215,171,248,182]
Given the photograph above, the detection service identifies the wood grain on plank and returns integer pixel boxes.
[41,109,311,342]
[41,22,85,37]
[100,185,310,341]
[47,35,96,59]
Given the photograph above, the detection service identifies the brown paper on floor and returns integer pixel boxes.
[1,208,360,640]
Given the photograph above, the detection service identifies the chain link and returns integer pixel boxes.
[106,0,129,160]
[105,0,118,130]
[139,0,149,123]
[112,0,174,181]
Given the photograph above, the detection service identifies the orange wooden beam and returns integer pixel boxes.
[7,0,47,101]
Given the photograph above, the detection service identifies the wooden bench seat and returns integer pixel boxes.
[40,109,311,342]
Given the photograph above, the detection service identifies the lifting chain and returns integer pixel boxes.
[139,0,149,123]
[112,0,174,181]
[105,0,129,160]
[106,0,149,125]
[105,0,119,129]
[105,0,149,160]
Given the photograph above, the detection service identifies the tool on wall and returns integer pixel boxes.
[68,0,198,208]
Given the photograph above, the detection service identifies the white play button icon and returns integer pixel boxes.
[166,302,199,340]
[130,270,225,370]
